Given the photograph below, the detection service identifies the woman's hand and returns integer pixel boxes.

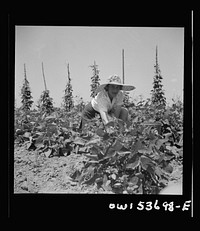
[110,105,121,118]
[105,120,115,133]
[107,113,114,122]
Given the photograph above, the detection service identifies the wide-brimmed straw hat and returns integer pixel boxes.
[95,75,135,94]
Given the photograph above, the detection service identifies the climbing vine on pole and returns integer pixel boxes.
[151,46,166,109]
[37,62,54,115]
[90,61,100,98]
[63,63,74,112]
[20,64,34,113]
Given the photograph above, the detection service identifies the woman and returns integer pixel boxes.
[79,75,135,130]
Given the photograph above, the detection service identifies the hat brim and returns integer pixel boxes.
[95,82,135,94]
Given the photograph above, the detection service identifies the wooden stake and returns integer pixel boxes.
[93,60,98,75]
[24,63,27,80]
[155,45,158,67]
[67,63,70,80]
[41,62,47,91]
[122,49,125,84]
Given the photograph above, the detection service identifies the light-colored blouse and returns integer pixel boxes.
[91,89,124,112]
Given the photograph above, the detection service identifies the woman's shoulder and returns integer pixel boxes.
[97,89,108,98]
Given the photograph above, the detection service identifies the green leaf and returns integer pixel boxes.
[84,153,98,161]
[164,154,174,161]
[85,137,101,146]
[63,139,73,146]
[88,160,99,164]
[89,145,102,155]
[113,183,122,188]
[126,157,139,169]
[116,119,125,131]
[96,128,105,137]
[95,177,103,183]
[154,166,163,179]
[118,145,130,153]
[128,129,137,136]
[164,164,173,173]
[97,151,105,160]
[61,127,69,133]
[140,160,148,170]
[129,176,139,186]
[78,146,89,153]
[23,132,31,138]
[73,137,86,146]
[140,156,155,170]
[132,116,139,123]
[164,133,172,139]
[74,145,79,154]
[171,146,179,156]
[131,140,144,153]
[146,165,155,175]
[102,174,112,191]
[110,173,117,180]
[80,166,95,184]
[106,148,116,158]
[105,121,115,128]
[137,184,143,194]
[157,154,165,163]
[135,173,144,179]
[140,155,153,164]
[35,143,45,150]
[112,139,123,151]
[155,138,168,149]
[81,134,93,141]
[15,129,24,135]
[166,145,172,150]
[44,148,52,157]
[148,131,156,140]
[45,115,56,120]
[34,132,45,137]
[103,133,110,141]
[47,124,57,133]
[36,124,45,131]
[177,148,183,157]
[138,148,152,154]
[117,151,131,155]
[27,142,35,150]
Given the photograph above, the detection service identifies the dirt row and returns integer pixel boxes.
[14,145,110,194]
[14,144,182,194]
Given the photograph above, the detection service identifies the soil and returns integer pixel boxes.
[14,144,107,194]
[14,144,182,194]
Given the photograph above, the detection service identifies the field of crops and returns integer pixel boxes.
[14,99,183,194]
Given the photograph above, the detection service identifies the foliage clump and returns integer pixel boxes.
[151,46,166,110]
[14,96,183,194]
[20,64,33,112]
[63,63,74,112]
[90,61,100,98]
[37,90,54,115]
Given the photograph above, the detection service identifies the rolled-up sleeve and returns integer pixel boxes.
[92,91,109,112]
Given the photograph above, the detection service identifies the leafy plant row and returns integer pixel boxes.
[14,98,183,194]
[70,117,183,194]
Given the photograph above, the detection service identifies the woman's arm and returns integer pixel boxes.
[99,110,113,125]
[99,110,115,133]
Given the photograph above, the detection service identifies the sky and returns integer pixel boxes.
[15,26,184,108]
